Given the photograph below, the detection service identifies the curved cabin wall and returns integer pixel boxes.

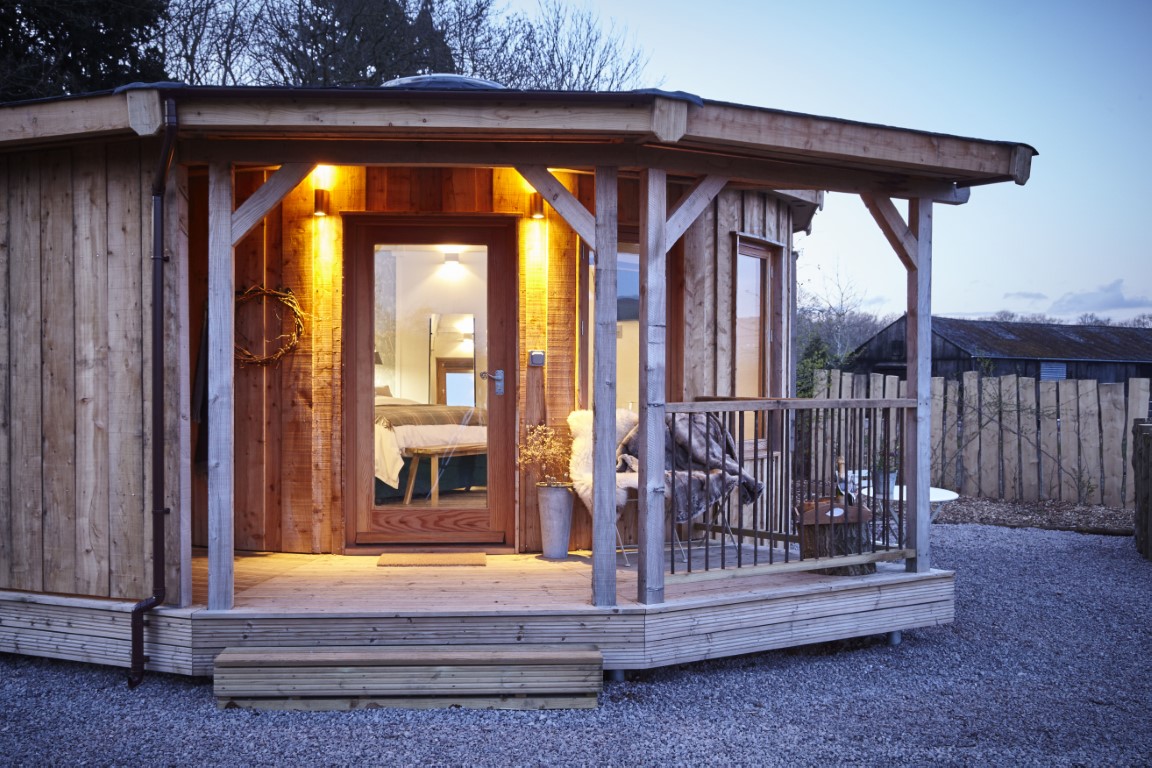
[0,141,186,603]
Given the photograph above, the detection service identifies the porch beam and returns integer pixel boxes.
[515,165,596,248]
[207,163,236,610]
[591,166,619,607]
[665,175,727,245]
[861,194,918,270]
[905,198,933,573]
[637,168,668,605]
[182,140,978,202]
[231,162,315,247]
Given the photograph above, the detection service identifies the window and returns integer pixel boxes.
[734,234,786,399]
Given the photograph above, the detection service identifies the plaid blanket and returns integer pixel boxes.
[374,404,487,430]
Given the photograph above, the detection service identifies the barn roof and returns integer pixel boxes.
[932,317,1152,363]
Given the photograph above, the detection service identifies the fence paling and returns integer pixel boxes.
[818,370,1152,510]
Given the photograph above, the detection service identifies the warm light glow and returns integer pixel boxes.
[312,164,335,191]
[525,218,549,306]
[313,214,337,286]
[530,192,544,219]
[443,252,460,264]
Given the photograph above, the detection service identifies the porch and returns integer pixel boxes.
[0,549,954,679]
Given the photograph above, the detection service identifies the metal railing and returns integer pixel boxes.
[663,397,915,575]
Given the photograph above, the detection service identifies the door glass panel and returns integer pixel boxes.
[372,245,488,510]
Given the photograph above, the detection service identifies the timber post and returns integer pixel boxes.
[1134,419,1152,559]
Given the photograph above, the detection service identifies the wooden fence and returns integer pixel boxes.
[813,371,1151,510]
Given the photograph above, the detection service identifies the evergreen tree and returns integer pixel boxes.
[0,0,167,102]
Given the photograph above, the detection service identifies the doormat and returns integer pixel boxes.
[377,552,487,567]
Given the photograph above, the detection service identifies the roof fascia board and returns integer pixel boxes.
[0,93,135,145]
[175,95,665,139]
[683,101,1035,185]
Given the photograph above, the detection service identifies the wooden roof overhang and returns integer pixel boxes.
[0,84,1037,610]
[0,85,1036,203]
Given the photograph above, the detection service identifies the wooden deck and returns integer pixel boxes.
[1,551,954,679]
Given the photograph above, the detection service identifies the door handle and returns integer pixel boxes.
[480,369,504,396]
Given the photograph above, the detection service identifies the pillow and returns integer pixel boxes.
[374,384,393,397]
[375,395,419,406]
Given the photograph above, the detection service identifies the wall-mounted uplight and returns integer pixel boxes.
[529,192,545,219]
[444,252,460,264]
[314,188,331,217]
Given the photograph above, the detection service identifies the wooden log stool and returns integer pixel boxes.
[798,497,875,576]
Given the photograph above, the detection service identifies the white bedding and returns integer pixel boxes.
[374,422,488,489]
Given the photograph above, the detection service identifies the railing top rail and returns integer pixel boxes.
[668,397,916,413]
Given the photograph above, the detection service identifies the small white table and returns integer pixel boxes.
[861,485,959,521]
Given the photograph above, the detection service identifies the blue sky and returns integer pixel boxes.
[507,0,1152,322]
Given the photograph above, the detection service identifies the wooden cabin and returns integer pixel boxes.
[0,81,1035,697]
[851,315,1152,383]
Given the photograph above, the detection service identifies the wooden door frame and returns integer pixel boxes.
[341,213,520,552]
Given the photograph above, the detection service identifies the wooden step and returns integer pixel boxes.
[213,644,603,711]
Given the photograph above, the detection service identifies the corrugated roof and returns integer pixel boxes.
[932,317,1152,363]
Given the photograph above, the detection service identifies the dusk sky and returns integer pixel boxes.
[509,0,1151,323]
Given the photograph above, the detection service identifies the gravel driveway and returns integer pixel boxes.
[3,524,1150,767]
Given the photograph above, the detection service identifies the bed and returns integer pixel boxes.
[373,397,488,503]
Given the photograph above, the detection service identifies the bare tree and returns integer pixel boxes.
[1077,312,1115,326]
[796,273,890,364]
[496,0,649,90]
[161,0,650,91]
[162,0,268,86]
[981,310,1066,324]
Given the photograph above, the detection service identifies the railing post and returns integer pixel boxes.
[637,168,667,605]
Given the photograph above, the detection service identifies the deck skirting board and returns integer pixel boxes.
[1,571,955,677]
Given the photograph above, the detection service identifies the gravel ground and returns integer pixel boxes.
[3,522,1151,767]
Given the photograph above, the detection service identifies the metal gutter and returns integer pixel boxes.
[128,96,177,689]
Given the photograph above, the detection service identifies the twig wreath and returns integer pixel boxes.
[234,285,306,366]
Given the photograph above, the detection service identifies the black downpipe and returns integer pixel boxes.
[128,98,178,688]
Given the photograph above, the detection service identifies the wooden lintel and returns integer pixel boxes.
[665,175,727,245]
[178,140,992,201]
[515,165,596,248]
[862,194,918,270]
[230,163,315,247]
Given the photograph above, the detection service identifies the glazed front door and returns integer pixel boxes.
[344,215,518,547]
